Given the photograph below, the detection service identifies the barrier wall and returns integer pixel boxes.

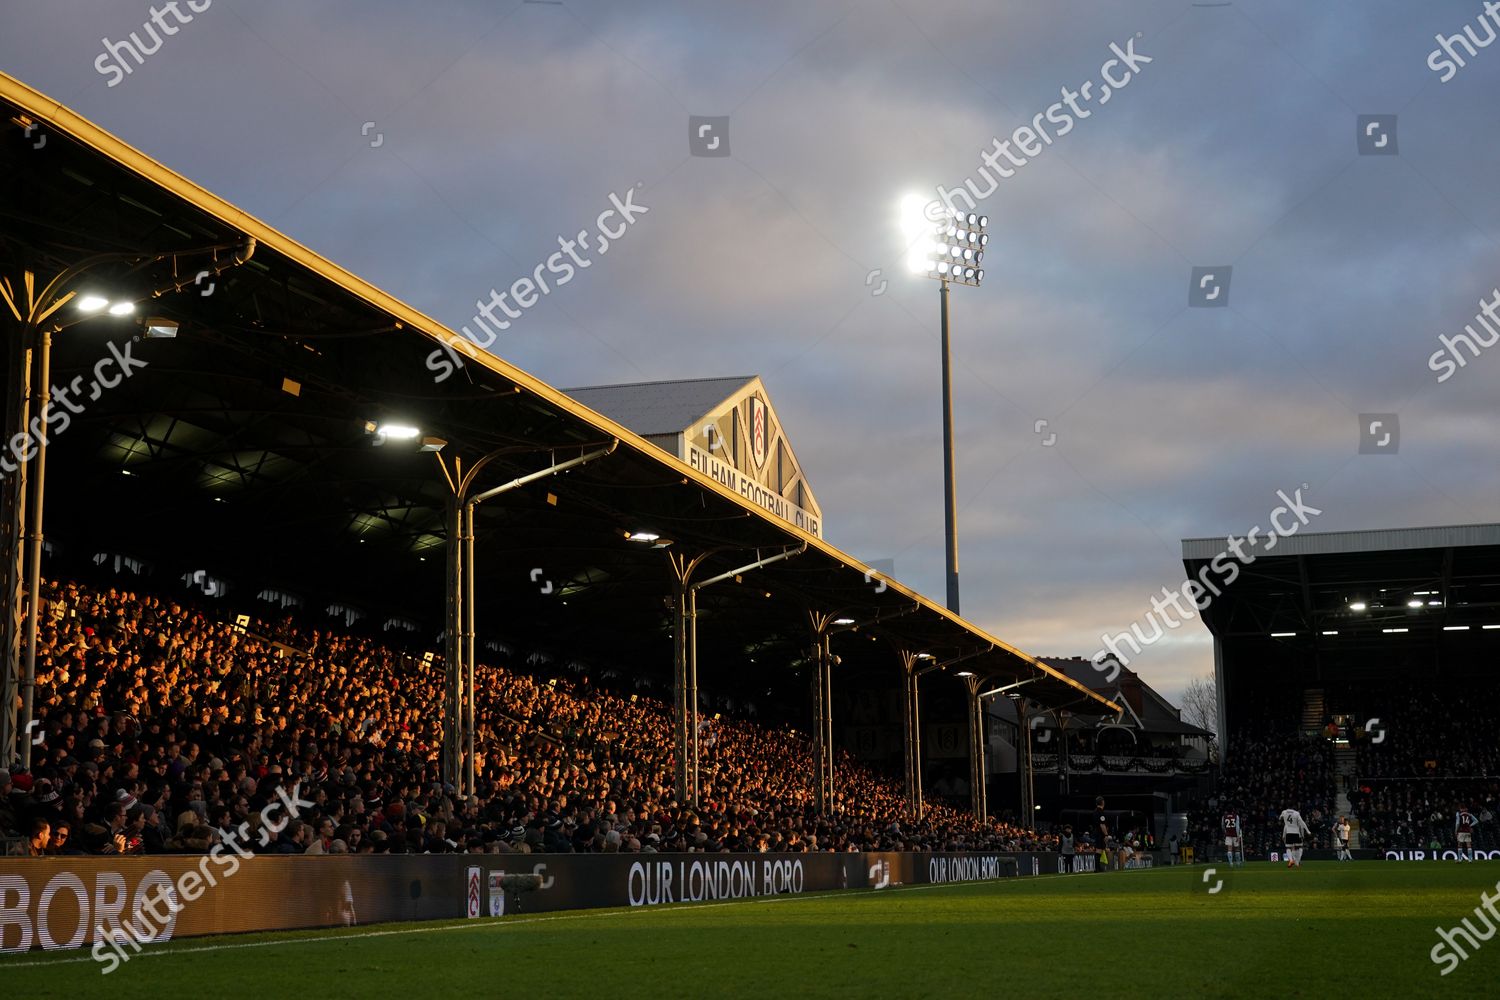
[0,850,1097,955]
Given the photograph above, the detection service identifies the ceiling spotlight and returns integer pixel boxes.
[144,316,179,339]
[1407,599,1423,609]
[373,423,420,441]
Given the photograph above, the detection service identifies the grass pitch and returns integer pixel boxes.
[4,862,1496,998]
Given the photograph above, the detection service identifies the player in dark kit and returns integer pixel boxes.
[1455,805,1478,862]
[1221,809,1243,867]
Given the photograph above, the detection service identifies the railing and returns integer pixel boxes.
[1031,753,1212,775]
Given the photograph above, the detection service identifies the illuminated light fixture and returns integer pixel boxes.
[1382,628,1408,634]
[1443,626,1469,631]
[418,437,446,453]
[1321,630,1338,636]
[1406,599,1423,609]
[1271,632,1295,637]
[144,316,178,339]
[956,670,975,677]
[1428,600,1442,606]
[899,195,989,288]
[1349,601,1367,611]
[916,652,934,660]
[833,618,855,626]
[1484,625,1500,630]
[107,301,136,316]
[76,294,109,312]
[365,420,420,442]
[626,531,660,542]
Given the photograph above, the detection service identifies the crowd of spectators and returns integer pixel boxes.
[1185,731,1336,857]
[2,578,1051,858]
[1338,680,1500,850]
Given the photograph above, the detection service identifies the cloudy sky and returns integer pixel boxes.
[6,0,1499,702]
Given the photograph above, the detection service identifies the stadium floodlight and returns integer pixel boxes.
[1406,599,1423,608]
[107,300,136,316]
[1484,624,1500,630]
[955,670,975,677]
[1382,628,1409,634]
[833,617,856,626]
[75,294,110,312]
[1271,632,1296,637]
[1349,601,1367,611]
[897,192,991,614]
[626,531,660,542]
[1443,626,1470,631]
[1321,630,1339,636]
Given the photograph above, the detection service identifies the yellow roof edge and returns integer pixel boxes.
[0,71,1117,715]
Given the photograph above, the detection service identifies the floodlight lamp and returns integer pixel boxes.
[1407,599,1423,608]
[76,294,109,313]
[1349,601,1367,611]
[627,531,660,542]
[833,617,855,626]
[978,215,988,227]
[144,317,179,339]
[956,670,974,677]
[107,301,136,316]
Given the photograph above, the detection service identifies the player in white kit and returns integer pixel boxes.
[1279,807,1311,868]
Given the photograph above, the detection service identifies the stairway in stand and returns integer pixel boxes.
[1301,688,1325,736]
[1335,744,1360,846]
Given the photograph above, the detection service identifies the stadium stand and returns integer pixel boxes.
[1333,681,1500,851]
[2,578,1066,858]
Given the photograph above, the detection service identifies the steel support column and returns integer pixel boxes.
[897,650,922,821]
[0,305,29,767]
[1017,698,1036,828]
[437,441,617,798]
[442,492,463,792]
[963,674,987,821]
